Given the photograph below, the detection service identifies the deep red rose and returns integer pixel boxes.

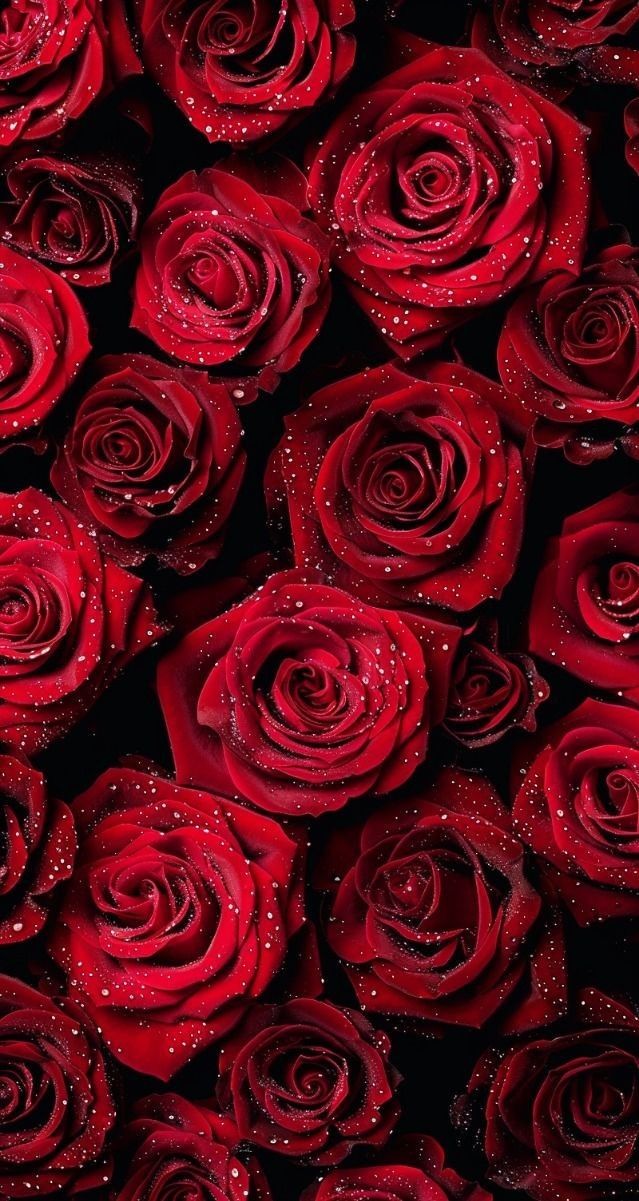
[269,361,525,612]
[467,989,639,1200]
[51,354,246,573]
[513,698,639,924]
[158,568,460,816]
[529,487,639,704]
[116,1093,270,1201]
[0,488,162,755]
[443,623,549,748]
[0,974,115,1198]
[319,767,566,1031]
[302,1135,492,1201]
[0,754,75,942]
[47,767,305,1080]
[132,157,330,390]
[137,0,356,145]
[0,246,90,439]
[308,39,589,357]
[497,243,639,463]
[0,0,140,150]
[471,0,639,97]
[216,998,400,1165]
[0,151,140,287]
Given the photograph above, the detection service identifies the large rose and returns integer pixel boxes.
[302,1136,492,1201]
[513,698,639,924]
[115,1093,270,1201]
[319,767,566,1031]
[158,568,460,816]
[216,998,400,1165]
[47,767,305,1079]
[497,243,639,463]
[132,158,330,389]
[137,0,356,145]
[0,754,75,942]
[472,0,639,96]
[0,246,89,440]
[0,488,162,755]
[0,0,140,149]
[443,622,548,748]
[467,989,639,1200]
[529,487,639,704]
[0,975,115,1198]
[0,151,140,286]
[269,361,525,612]
[308,39,589,356]
[51,354,246,573]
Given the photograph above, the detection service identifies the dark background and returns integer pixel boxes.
[2,0,639,1196]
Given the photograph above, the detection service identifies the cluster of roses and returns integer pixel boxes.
[0,0,638,1199]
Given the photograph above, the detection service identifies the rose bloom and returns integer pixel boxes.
[0,151,140,286]
[513,698,639,924]
[625,98,639,174]
[308,39,589,356]
[137,0,356,145]
[443,622,548,748]
[158,568,460,816]
[0,754,75,942]
[0,975,116,1198]
[472,0,639,97]
[51,354,246,573]
[319,767,566,1031]
[529,487,639,705]
[0,0,140,149]
[216,998,400,1165]
[0,246,90,439]
[0,488,162,754]
[132,158,330,389]
[115,1094,270,1201]
[467,989,639,1200]
[269,361,525,612]
[302,1135,492,1201]
[497,243,639,463]
[47,767,305,1080]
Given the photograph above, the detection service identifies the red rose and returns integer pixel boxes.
[513,698,639,924]
[467,989,639,1200]
[0,246,89,439]
[443,622,549,748]
[497,243,639,463]
[302,1135,492,1201]
[47,767,305,1079]
[0,754,75,942]
[116,1093,270,1201]
[269,361,525,612]
[216,998,400,1165]
[472,0,639,97]
[0,0,140,149]
[0,975,115,1198]
[320,767,566,1031]
[0,151,140,286]
[132,158,330,390]
[529,487,639,704]
[0,488,162,755]
[308,40,589,356]
[137,0,356,145]
[158,568,460,816]
[51,354,246,573]
[625,98,639,174]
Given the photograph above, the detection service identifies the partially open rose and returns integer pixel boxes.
[308,39,589,356]
[158,569,460,816]
[217,998,400,1165]
[47,767,305,1079]
[137,0,356,145]
[302,1136,492,1201]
